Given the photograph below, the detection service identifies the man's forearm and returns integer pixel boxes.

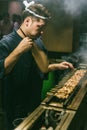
[32,43,49,73]
[4,47,22,74]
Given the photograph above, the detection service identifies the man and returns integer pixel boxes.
[0,1,74,130]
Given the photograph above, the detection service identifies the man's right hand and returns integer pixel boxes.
[17,37,34,53]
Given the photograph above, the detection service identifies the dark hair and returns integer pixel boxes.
[22,3,51,21]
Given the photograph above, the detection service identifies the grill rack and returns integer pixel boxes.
[42,68,87,108]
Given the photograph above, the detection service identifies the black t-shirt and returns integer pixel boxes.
[0,30,48,126]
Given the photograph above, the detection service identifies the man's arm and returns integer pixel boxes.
[4,47,22,74]
[4,37,74,75]
[48,61,74,71]
[32,43,74,73]
[4,37,33,74]
[32,43,49,73]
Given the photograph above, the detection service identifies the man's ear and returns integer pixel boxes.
[24,17,32,27]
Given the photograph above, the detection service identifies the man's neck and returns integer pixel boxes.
[17,28,26,38]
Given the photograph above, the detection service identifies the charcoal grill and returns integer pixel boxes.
[42,66,87,110]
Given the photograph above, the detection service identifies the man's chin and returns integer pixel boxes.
[30,34,41,40]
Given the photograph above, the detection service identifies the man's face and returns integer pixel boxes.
[28,17,46,39]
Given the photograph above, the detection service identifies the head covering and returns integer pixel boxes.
[23,0,50,20]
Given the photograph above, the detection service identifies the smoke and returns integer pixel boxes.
[75,33,87,63]
[63,0,87,16]
[27,0,87,17]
